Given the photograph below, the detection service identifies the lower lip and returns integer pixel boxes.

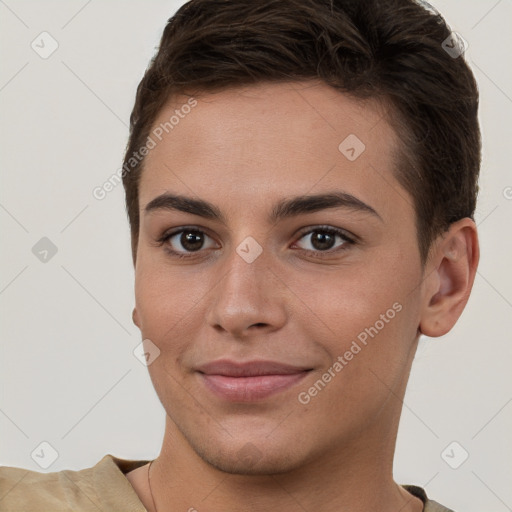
[199,372,310,402]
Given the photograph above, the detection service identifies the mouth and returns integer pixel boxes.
[196,359,313,402]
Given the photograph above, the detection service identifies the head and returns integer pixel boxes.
[123,0,480,475]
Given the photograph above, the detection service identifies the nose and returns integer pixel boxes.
[205,244,288,340]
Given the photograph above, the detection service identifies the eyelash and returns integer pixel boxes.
[156,225,357,260]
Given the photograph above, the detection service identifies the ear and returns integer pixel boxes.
[419,218,479,337]
[132,307,141,329]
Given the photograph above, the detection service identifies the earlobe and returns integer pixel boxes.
[419,219,479,337]
[132,307,141,328]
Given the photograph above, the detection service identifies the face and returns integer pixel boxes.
[133,80,426,475]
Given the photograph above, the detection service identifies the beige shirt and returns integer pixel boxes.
[0,454,454,511]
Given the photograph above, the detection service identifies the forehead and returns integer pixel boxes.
[139,80,409,224]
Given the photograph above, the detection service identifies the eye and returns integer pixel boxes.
[157,228,217,258]
[156,225,356,260]
[292,226,355,256]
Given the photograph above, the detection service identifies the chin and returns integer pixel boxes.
[195,440,305,476]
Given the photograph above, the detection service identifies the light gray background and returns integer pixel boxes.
[1,1,511,510]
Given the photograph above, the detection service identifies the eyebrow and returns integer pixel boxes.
[144,191,383,224]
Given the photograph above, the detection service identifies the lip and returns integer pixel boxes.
[196,359,312,402]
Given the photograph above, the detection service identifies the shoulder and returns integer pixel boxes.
[0,461,96,511]
[402,484,456,512]
[0,457,101,512]
[0,454,149,512]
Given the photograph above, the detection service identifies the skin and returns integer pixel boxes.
[125,80,479,512]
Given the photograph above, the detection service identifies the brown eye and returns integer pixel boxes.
[309,231,336,251]
[295,227,353,253]
[159,228,217,256]
[179,231,205,252]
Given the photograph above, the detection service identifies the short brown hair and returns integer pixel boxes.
[122,0,481,266]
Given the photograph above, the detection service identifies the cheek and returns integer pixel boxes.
[290,252,421,383]
[293,255,414,332]
[134,258,206,345]
[294,269,420,425]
